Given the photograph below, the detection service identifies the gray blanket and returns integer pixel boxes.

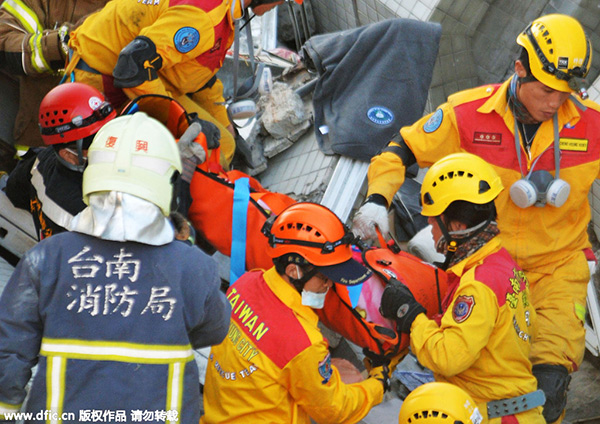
[302,18,441,161]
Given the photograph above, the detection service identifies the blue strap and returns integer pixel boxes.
[346,283,363,308]
[125,103,139,115]
[230,177,250,284]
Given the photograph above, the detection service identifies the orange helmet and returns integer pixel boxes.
[39,82,116,146]
[262,202,371,285]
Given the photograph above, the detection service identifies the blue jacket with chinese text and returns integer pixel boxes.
[0,231,231,423]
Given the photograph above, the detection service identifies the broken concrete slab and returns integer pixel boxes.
[261,82,307,139]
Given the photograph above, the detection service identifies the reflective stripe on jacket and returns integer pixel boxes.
[1,0,53,73]
[5,147,85,240]
[0,231,231,423]
[0,0,108,146]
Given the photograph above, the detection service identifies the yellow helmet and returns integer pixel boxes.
[516,14,591,94]
[83,112,182,216]
[420,153,503,217]
[398,382,485,424]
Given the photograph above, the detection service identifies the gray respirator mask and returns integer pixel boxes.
[509,114,570,208]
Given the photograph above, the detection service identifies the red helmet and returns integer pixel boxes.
[39,82,116,145]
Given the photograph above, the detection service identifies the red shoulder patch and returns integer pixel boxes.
[228,272,312,369]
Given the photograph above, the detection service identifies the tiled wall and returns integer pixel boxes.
[272,0,600,237]
[588,76,600,240]
[311,0,436,31]
[309,0,600,113]
[257,122,339,202]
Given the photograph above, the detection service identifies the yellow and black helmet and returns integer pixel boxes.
[420,153,503,217]
[516,14,591,95]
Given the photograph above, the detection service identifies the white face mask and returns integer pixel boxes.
[301,287,329,309]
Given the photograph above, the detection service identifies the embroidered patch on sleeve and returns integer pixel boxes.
[174,27,200,53]
[318,352,333,384]
[423,109,443,133]
[452,295,475,323]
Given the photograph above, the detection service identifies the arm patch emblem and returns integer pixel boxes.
[318,352,333,384]
[174,27,200,53]
[452,295,475,323]
[423,109,443,133]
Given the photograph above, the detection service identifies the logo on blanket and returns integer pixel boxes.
[174,27,200,53]
[452,295,475,323]
[367,106,394,126]
[318,353,333,384]
[423,109,443,133]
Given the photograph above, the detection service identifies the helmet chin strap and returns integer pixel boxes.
[55,138,87,173]
[508,73,539,124]
[435,210,495,270]
[288,264,318,293]
[435,216,458,270]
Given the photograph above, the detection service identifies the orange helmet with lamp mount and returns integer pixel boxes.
[262,202,371,286]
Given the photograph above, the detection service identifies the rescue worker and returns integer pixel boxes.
[398,382,485,424]
[352,14,600,423]
[379,152,545,424]
[0,0,109,170]
[5,81,116,240]
[0,112,231,423]
[201,202,389,424]
[66,0,302,168]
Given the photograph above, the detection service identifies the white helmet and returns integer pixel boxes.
[83,112,182,216]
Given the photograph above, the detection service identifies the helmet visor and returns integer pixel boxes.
[316,258,372,286]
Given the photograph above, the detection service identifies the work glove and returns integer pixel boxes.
[178,121,207,183]
[352,194,389,244]
[368,364,391,393]
[362,348,405,374]
[379,278,426,334]
[188,113,221,149]
[57,24,71,60]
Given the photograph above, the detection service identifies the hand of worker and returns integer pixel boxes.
[362,348,405,374]
[178,121,207,183]
[179,121,207,160]
[352,194,389,243]
[188,113,221,149]
[331,357,364,384]
[379,278,426,333]
[368,364,391,393]
[57,24,71,60]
